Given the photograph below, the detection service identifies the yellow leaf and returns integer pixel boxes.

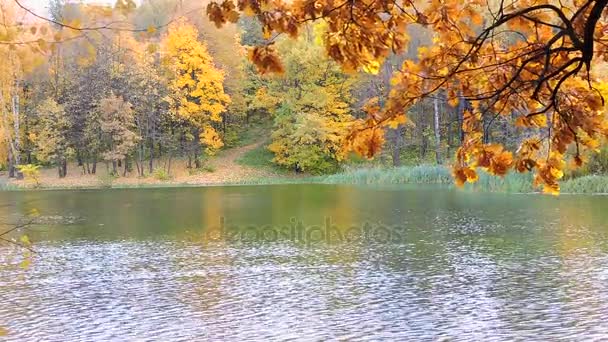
[362,60,380,75]
[36,38,47,51]
[386,114,407,129]
[0,326,8,336]
[146,25,156,34]
[20,235,31,246]
[448,96,459,107]
[20,258,31,270]
[529,114,547,127]
[226,11,240,23]
[470,12,483,26]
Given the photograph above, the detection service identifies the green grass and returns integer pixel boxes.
[320,165,453,185]
[236,143,275,168]
[464,171,536,193]
[316,165,608,195]
[236,143,293,176]
[561,175,608,194]
[233,119,274,148]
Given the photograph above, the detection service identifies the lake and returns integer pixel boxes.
[1,184,608,340]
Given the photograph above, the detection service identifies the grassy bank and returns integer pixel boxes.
[3,163,608,195]
[315,165,608,194]
[319,165,453,185]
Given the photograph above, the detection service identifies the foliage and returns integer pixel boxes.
[99,94,140,165]
[4,0,608,193]
[561,175,608,194]
[34,99,72,177]
[202,165,216,173]
[258,34,355,174]
[206,0,608,193]
[162,18,230,157]
[152,167,172,181]
[16,164,42,188]
[97,172,117,189]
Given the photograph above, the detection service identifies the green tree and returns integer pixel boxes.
[260,33,354,174]
[35,99,71,177]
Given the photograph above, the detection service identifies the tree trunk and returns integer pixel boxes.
[8,149,14,178]
[194,153,201,169]
[390,127,402,167]
[57,157,66,178]
[112,161,117,175]
[148,134,155,174]
[433,96,442,165]
[11,93,23,180]
[457,93,466,144]
[76,150,83,167]
[135,159,141,178]
[123,158,128,177]
[138,143,144,177]
[193,127,202,169]
[167,153,173,174]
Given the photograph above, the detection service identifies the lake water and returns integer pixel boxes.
[1,185,608,341]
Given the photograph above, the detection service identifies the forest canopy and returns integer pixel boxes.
[1,0,608,193]
[207,0,608,194]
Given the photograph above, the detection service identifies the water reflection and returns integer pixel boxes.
[0,185,608,340]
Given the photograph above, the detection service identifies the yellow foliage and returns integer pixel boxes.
[162,18,231,154]
[202,0,608,193]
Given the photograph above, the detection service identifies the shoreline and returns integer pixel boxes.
[2,167,608,195]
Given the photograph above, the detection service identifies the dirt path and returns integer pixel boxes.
[185,141,280,185]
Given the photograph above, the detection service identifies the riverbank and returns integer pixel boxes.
[2,161,608,195]
[0,141,295,191]
[316,166,608,195]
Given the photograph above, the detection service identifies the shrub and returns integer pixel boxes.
[152,168,172,181]
[97,173,117,188]
[202,165,215,173]
[17,164,42,188]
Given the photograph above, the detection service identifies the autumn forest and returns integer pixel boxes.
[2,0,608,193]
[5,0,608,339]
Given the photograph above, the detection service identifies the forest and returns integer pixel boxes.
[5,1,608,339]
[1,0,608,193]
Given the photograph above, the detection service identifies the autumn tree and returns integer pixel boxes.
[99,94,140,175]
[0,0,46,178]
[162,19,230,168]
[205,0,608,193]
[34,99,72,177]
[257,32,354,174]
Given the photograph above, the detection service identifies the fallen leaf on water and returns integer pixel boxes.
[20,258,31,270]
